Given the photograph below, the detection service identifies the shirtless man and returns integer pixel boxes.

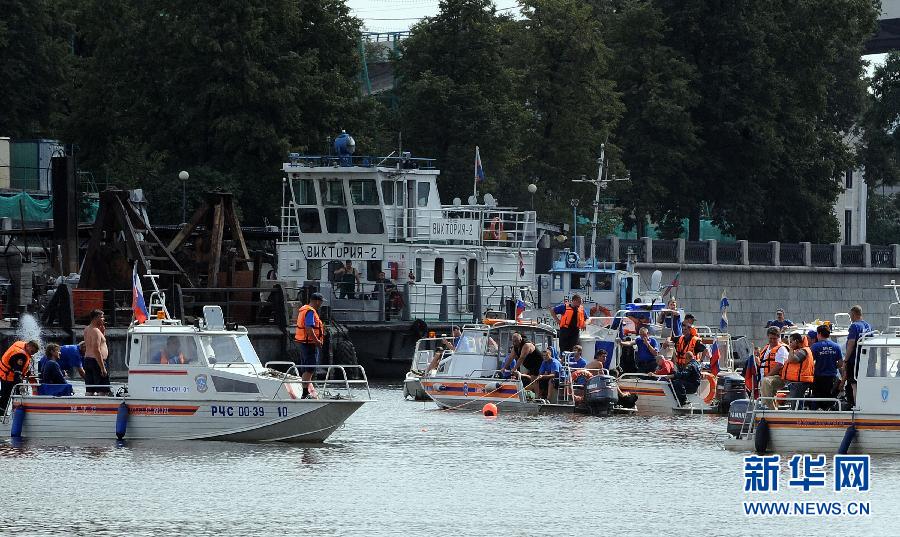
[83,309,110,395]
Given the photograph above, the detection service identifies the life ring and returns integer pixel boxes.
[572,369,594,384]
[699,372,717,404]
[489,217,501,240]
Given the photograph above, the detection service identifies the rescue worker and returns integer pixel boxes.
[765,308,795,330]
[295,292,325,398]
[782,333,815,409]
[811,324,843,410]
[758,327,789,410]
[153,336,187,364]
[0,340,39,415]
[672,314,700,369]
[842,305,872,408]
[550,294,585,352]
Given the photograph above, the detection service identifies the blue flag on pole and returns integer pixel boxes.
[719,290,729,330]
[475,146,485,182]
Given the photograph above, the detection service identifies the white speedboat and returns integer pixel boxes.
[403,336,448,400]
[725,282,900,454]
[421,322,578,413]
[3,305,371,442]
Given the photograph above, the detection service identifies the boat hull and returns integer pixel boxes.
[725,410,900,454]
[617,377,717,415]
[421,377,574,413]
[403,376,429,401]
[3,396,364,443]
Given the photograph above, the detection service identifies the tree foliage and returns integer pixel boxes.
[861,52,900,188]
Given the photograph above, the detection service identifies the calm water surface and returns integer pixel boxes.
[2,383,898,536]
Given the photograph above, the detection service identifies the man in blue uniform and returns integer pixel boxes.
[619,327,659,373]
[528,348,562,401]
[842,305,872,407]
[765,309,794,330]
[58,342,86,380]
[811,324,843,410]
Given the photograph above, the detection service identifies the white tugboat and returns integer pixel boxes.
[276,132,537,377]
[2,281,371,442]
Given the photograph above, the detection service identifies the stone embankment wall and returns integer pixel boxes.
[637,264,900,344]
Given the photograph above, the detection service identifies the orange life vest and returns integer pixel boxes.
[759,343,787,377]
[560,305,585,330]
[0,341,32,382]
[675,333,699,367]
[295,304,324,343]
[781,347,815,383]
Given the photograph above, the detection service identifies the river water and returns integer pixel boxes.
[2,383,898,536]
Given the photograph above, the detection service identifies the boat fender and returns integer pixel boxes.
[700,372,717,405]
[10,405,25,438]
[838,425,856,455]
[754,418,770,454]
[115,402,129,440]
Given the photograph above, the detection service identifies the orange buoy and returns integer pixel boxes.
[482,403,498,417]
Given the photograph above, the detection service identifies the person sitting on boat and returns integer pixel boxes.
[665,351,702,406]
[526,348,562,401]
[426,346,446,376]
[653,353,675,376]
[782,333,815,408]
[549,294,585,352]
[567,345,587,370]
[585,349,609,376]
[657,298,682,338]
[672,314,700,370]
[442,326,462,351]
[37,343,74,397]
[619,327,659,374]
[765,309,795,331]
[811,324,843,410]
[334,260,361,299]
[504,332,542,384]
[58,341,87,380]
[0,340,39,414]
[758,326,790,410]
[153,336,188,365]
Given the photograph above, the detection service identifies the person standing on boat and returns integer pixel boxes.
[295,293,325,399]
[657,298,682,338]
[0,340,39,414]
[782,333,815,408]
[550,294,585,352]
[334,260,361,299]
[672,314,700,369]
[505,332,542,383]
[765,309,795,330]
[811,324,843,410]
[619,327,659,374]
[842,304,872,407]
[84,309,111,396]
[758,327,789,410]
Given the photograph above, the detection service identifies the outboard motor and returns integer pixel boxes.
[717,373,748,413]
[585,375,619,415]
[727,399,752,438]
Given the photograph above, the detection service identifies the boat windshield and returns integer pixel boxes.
[455,331,499,356]
[200,334,262,365]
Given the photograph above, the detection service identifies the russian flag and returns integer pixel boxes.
[474,146,485,183]
[515,299,526,319]
[710,340,720,376]
[132,264,149,324]
[743,354,757,395]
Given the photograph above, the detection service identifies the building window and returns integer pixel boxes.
[844,210,852,246]
[845,169,853,189]
[433,258,444,284]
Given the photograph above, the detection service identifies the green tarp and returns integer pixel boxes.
[0,192,98,224]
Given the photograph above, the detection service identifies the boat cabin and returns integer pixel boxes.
[435,323,556,378]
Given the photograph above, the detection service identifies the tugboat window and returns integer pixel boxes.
[350,179,379,205]
[396,181,404,206]
[307,260,322,280]
[552,274,563,291]
[417,182,431,207]
[366,260,382,281]
[354,209,385,234]
[434,258,444,284]
[293,178,317,205]
[570,273,586,290]
[298,208,322,233]
[324,208,350,233]
[320,179,346,206]
[415,258,422,281]
[594,273,612,291]
[381,180,394,205]
[141,335,199,365]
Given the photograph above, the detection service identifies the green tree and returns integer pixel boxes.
[509,0,623,222]
[393,0,526,202]
[861,52,900,189]
[606,0,699,239]
[0,0,70,137]
[867,191,900,245]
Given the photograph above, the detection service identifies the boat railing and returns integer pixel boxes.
[383,207,537,247]
[265,361,371,400]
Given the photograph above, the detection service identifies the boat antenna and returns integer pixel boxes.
[572,143,630,265]
[143,264,171,320]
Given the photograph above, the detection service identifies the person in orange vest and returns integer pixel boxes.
[783,332,815,409]
[0,340,39,415]
[549,294,585,352]
[758,327,789,409]
[295,292,325,399]
[672,314,700,369]
[153,336,187,364]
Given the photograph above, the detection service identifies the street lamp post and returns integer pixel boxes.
[178,170,189,224]
[527,183,537,210]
